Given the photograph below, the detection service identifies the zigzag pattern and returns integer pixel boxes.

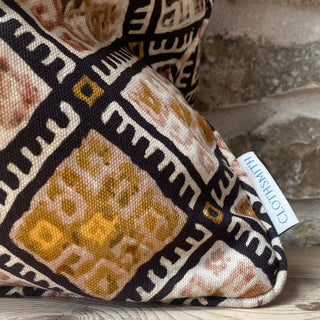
[149,31,195,56]
[0,3,76,86]
[92,48,138,86]
[116,223,212,302]
[133,224,212,302]
[0,286,46,297]
[226,216,280,283]
[126,0,155,35]
[0,253,62,293]
[101,102,201,209]
[0,102,80,221]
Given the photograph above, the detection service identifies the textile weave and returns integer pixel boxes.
[0,0,287,308]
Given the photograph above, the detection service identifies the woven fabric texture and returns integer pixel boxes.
[0,0,287,308]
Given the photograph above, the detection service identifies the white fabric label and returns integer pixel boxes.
[237,152,299,235]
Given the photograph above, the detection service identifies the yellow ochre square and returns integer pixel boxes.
[73,75,104,107]
[80,213,118,246]
[29,220,64,251]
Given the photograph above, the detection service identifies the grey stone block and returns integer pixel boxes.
[197,36,320,109]
[281,199,320,246]
[227,112,320,200]
[196,0,320,110]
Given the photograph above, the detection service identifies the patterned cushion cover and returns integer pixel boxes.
[0,0,287,308]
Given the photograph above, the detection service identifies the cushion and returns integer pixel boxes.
[0,0,287,308]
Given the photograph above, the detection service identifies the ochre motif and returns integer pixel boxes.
[73,75,104,107]
[10,130,187,299]
[128,42,144,59]
[234,196,258,219]
[123,67,218,184]
[203,202,224,225]
[131,78,214,146]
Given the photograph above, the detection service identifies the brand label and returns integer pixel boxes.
[238,152,299,235]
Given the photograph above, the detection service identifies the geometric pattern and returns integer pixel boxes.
[0,0,287,308]
[10,130,188,300]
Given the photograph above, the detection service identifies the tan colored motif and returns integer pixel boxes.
[17,0,129,53]
[10,130,187,299]
[0,269,31,287]
[123,67,217,184]
[169,241,272,300]
[156,0,207,33]
[0,57,40,129]
[234,196,258,219]
[0,42,51,150]
[133,80,213,145]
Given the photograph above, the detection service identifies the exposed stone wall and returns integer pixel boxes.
[196,0,320,245]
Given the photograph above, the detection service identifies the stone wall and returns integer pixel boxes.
[196,0,320,246]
